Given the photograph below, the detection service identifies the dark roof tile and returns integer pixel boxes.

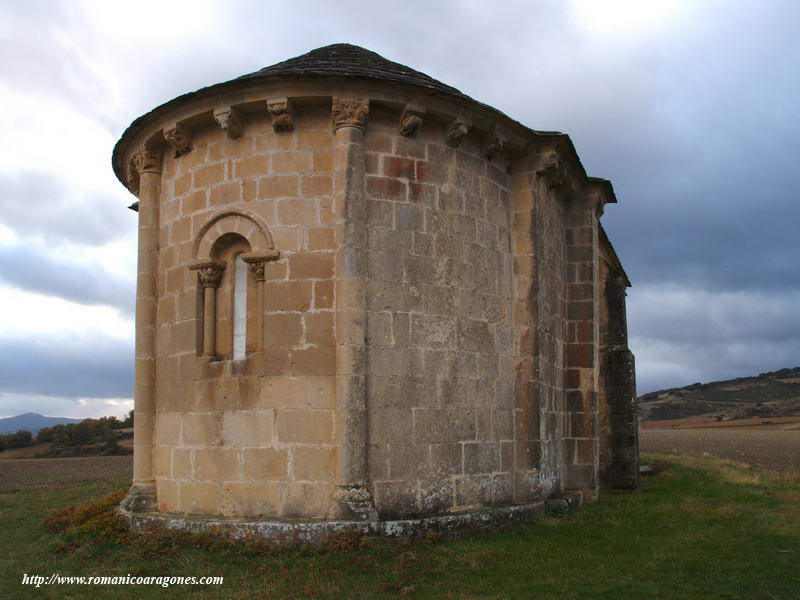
[237,43,470,101]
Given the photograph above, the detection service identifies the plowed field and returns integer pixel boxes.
[0,455,132,491]
[640,428,800,474]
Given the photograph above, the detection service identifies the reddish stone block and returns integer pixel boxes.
[567,301,593,322]
[383,156,415,179]
[566,343,594,368]
[366,176,406,201]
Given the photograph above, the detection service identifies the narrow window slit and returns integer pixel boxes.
[232,253,247,360]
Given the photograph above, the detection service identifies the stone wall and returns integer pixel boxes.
[362,106,515,516]
[151,103,341,518]
[529,170,569,495]
[508,159,569,504]
[597,240,639,489]
[115,73,635,526]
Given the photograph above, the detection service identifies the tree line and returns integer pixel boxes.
[0,412,133,456]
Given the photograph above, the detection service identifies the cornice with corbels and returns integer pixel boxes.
[118,92,607,205]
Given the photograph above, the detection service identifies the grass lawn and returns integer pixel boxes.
[1,453,798,599]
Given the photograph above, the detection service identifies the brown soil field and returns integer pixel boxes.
[0,455,132,492]
[641,416,800,430]
[0,442,53,459]
[640,428,800,474]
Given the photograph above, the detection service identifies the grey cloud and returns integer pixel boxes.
[629,286,800,393]
[0,1,119,131]
[0,171,135,247]
[0,242,134,314]
[1,0,797,406]
[633,337,800,395]
[628,287,800,346]
[0,334,133,399]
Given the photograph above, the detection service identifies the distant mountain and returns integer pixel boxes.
[0,413,83,435]
[640,367,800,421]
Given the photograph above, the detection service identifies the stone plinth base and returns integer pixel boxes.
[120,483,157,513]
[117,498,582,546]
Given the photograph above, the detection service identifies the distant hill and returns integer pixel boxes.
[0,413,83,434]
[640,367,800,421]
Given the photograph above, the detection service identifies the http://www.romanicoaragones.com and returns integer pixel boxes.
[21,573,224,588]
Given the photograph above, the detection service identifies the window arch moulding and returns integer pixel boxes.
[188,210,279,363]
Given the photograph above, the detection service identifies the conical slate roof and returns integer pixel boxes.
[113,44,483,184]
[112,43,577,187]
[236,43,471,101]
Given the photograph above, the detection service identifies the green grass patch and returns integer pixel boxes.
[1,453,798,599]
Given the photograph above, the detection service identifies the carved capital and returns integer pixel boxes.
[163,125,192,158]
[131,144,163,175]
[189,260,225,288]
[246,261,265,282]
[242,250,280,282]
[267,98,294,132]
[331,97,369,132]
[399,105,425,137]
[445,120,469,148]
[213,107,243,139]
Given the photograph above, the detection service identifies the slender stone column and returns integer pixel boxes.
[330,97,377,520]
[121,143,162,513]
[242,250,279,352]
[188,260,225,358]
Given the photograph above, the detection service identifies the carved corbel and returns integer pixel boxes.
[583,178,616,218]
[241,250,280,282]
[605,275,627,302]
[445,120,469,148]
[267,98,294,132]
[163,124,192,157]
[399,105,425,137]
[126,158,141,196]
[535,147,576,193]
[189,260,225,288]
[331,97,369,132]
[482,130,506,160]
[131,143,163,175]
[213,107,243,139]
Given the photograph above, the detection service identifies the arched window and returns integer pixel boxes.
[192,233,260,361]
[189,210,279,363]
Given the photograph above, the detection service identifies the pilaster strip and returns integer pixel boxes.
[121,142,163,513]
[330,97,377,520]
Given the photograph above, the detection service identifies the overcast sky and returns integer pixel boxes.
[0,0,797,418]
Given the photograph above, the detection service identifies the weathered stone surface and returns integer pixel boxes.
[114,44,634,534]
